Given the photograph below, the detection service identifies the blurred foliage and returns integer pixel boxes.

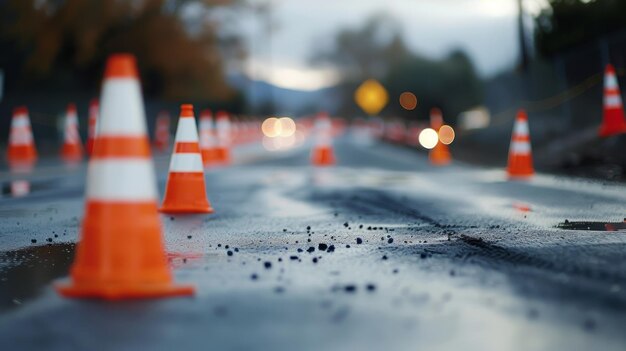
[0,0,240,102]
[312,15,482,123]
[535,0,626,56]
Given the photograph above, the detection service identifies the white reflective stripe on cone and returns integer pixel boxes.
[175,118,199,142]
[10,130,33,145]
[604,94,623,108]
[513,121,529,136]
[86,159,157,200]
[11,116,31,128]
[605,74,619,90]
[99,79,147,136]
[510,141,531,154]
[169,153,203,172]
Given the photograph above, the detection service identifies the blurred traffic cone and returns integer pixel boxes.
[199,109,218,166]
[154,111,170,152]
[507,109,534,179]
[599,64,626,137]
[56,54,194,299]
[214,110,231,165]
[6,106,37,167]
[160,104,213,214]
[86,99,99,156]
[60,103,84,163]
[311,112,336,166]
[428,108,451,166]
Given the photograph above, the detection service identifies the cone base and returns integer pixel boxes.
[159,205,214,214]
[507,170,534,180]
[56,281,194,300]
[598,124,626,138]
[160,172,214,214]
[214,147,231,165]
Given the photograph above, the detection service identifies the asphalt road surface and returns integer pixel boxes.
[0,134,625,351]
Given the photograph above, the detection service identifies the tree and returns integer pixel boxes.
[0,0,240,102]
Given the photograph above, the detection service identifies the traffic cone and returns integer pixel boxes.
[599,64,626,137]
[428,108,451,166]
[160,104,213,214]
[154,111,170,152]
[214,110,231,165]
[60,103,84,163]
[311,112,336,166]
[6,106,38,166]
[86,99,99,156]
[507,109,534,179]
[56,53,194,299]
[199,109,218,166]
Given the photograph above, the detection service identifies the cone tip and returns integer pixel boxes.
[104,53,139,79]
[13,106,28,116]
[180,104,194,117]
[200,109,212,119]
[516,109,528,121]
[606,64,616,74]
[216,110,229,120]
[67,103,77,113]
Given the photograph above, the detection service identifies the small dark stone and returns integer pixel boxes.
[392,269,399,274]
[234,248,239,252]
[264,261,272,269]
[344,285,357,293]
[387,238,393,244]
[218,244,222,247]
[326,245,335,253]
[297,248,303,253]
[227,250,233,256]
[31,239,37,244]
[312,257,318,263]
[307,247,315,253]
[170,216,175,221]
[46,238,52,242]
[307,226,311,230]
[420,253,427,259]
[251,274,258,280]
[345,244,351,248]
[225,245,229,249]
[343,222,349,227]
[289,255,299,260]
[382,255,388,260]
[366,284,376,292]
[367,226,372,230]
[318,243,328,251]
[278,258,283,262]
[187,235,192,239]
[359,225,363,229]
[356,238,363,244]
[54,234,58,238]
[283,229,287,232]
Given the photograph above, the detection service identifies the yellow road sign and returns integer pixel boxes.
[354,79,388,115]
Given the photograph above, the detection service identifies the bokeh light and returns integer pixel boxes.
[262,117,280,137]
[418,128,438,149]
[399,92,417,110]
[438,125,455,145]
[278,117,296,137]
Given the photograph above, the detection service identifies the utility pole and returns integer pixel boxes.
[517,0,529,72]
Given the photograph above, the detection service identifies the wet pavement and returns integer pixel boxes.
[1,136,625,350]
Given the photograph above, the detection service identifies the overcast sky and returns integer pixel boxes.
[209,0,548,91]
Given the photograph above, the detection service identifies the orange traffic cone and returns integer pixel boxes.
[507,109,534,179]
[60,103,84,163]
[214,110,231,165]
[311,112,336,166]
[428,108,451,166]
[599,64,626,137]
[160,104,213,214]
[56,54,194,299]
[199,109,218,166]
[6,106,38,166]
[85,99,99,156]
[154,111,170,152]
